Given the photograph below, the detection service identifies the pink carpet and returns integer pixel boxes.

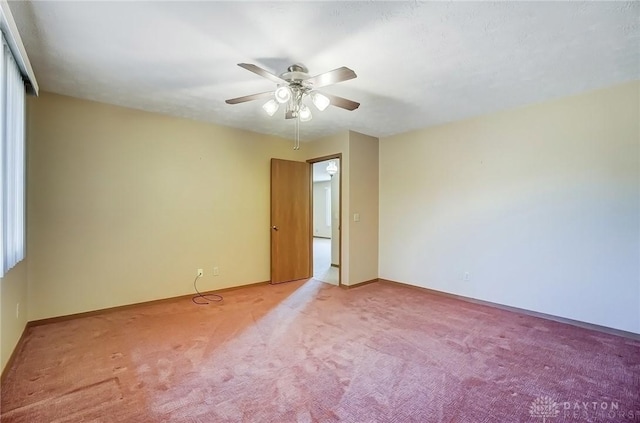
[1,279,639,422]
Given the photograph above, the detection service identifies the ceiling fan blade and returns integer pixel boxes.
[322,93,360,111]
[305,67,357,89]
[285,110,296,119]
[238,63,287,84]
[225,91,274,105]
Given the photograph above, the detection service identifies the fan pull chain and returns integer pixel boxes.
[294,115,300,150]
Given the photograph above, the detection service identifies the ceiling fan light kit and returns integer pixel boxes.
[299,104,312,122]
[226,63,360,150]
[274,86,292,104]
[262,99,279,116]
[311,92,330,112]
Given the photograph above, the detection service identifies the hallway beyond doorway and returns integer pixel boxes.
[313,237,338,285]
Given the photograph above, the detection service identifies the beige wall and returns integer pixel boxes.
[379,80,640,333]
[348,131,379,284]
[27,92,299,320]
[1,260,28,372]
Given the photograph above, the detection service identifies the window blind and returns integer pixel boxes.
[0,35,25,277]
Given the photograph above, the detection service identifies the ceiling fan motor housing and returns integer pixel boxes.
[281,63,310,86]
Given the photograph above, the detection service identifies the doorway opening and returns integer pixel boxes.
[310,156,341,286]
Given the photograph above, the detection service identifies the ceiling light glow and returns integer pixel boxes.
[262,99,279,116]
[311,92,330,111]
[299,104,312,122]
[326,160,338,176]
[274,86,292,104]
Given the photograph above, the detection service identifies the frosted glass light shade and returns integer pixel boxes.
[299,104,312,122]
[275,86,292,104]
[311,92,330,111]
[262,99,279,116]
[326,161,338,175]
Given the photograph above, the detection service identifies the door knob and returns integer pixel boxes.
[272,226,279,231]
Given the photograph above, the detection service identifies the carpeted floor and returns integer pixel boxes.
[1,279,639,422]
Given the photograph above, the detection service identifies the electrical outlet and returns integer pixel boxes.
[463,272,470,281]
[197,269,203,277]
[16,303,20,319]
[213,267,219,276]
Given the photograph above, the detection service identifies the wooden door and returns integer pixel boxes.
[271,158,311,284]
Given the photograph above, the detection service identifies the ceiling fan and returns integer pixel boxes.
[225,63,360,149]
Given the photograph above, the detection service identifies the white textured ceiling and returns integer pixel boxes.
[8,1,640,142]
